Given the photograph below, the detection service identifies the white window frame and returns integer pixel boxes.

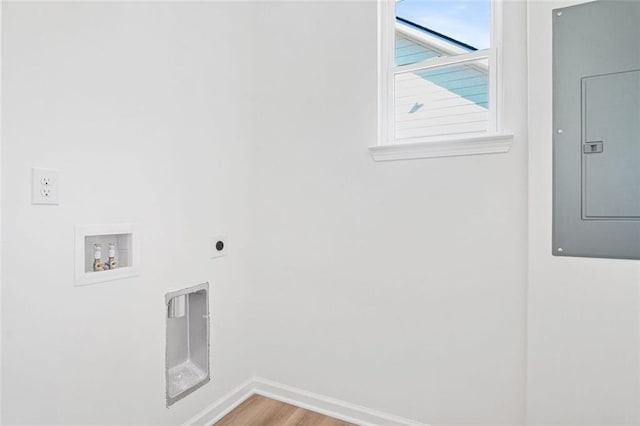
[371,0,513,161]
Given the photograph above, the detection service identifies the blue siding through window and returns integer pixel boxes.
[395,34,488,109]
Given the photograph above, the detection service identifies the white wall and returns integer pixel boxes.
[2,2,254,424]
[0,1,3,421]
[7,2,637,425]
[248,1,529,424]
[527,1,640,424]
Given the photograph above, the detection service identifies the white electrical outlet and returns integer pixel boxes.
[210,235,228,259]
[32,167,59,205]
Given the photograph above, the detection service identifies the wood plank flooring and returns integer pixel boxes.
[214,394,356,426]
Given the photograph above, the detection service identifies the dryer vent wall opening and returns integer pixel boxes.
[165,282,210,406]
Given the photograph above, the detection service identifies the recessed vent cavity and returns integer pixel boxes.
[165,283,210,406]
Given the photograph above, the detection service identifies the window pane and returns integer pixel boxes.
[395,0,490,66]
[394,59,489,140]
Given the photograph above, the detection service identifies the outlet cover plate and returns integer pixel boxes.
[32,167,59,205]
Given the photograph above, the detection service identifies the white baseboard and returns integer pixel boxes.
[252,377,426,426]
[184,377,255,426]
[184,376,427,426]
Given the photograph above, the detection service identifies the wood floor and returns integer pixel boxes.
[214,395,356,426]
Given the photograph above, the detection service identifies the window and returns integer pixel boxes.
[372,0,513,161]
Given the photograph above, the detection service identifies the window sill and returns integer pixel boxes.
[369,133,514,161]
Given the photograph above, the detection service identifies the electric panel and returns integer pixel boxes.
[553,0,640,259]
[583,71,640,219]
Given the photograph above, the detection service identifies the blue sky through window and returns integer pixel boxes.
[396,0,490,50]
